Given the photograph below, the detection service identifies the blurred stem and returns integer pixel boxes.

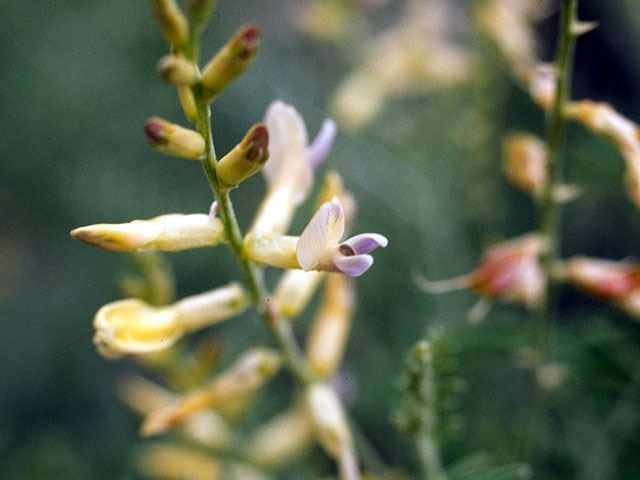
[192,87,313,386]
[528,0,578,463]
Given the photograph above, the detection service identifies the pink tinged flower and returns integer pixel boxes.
[564,256,640,303]
[296,198,388,277]
[416,234,546,312]
[469,234,546,307]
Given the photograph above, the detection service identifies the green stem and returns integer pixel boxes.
[192,90,314,386]
[528,0,578,462]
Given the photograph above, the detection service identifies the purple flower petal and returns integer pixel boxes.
[334,254,374,277]
[307,118,337,171]
[341,233,388,255]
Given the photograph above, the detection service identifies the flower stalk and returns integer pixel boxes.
[192,85,314,386]
[528,0,579,462]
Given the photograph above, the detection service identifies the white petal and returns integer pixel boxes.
[297,198,344,271]
[262,101,310,188]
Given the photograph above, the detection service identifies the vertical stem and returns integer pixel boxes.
[528,0,578,463]
[192,90,314,385]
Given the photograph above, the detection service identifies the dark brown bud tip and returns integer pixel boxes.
[247,124,269,162]
[237,24,260,58]
[145,117,169,145]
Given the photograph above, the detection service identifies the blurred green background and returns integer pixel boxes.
[2,1,640,478]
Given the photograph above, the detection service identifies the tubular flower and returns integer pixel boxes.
[416,234,546,321]
[70,206,224,252]
[245,402,315,469]
[273,171,355,318]
[247,100,337,239]
[141,347,282,436]
[305,383,359,480]
[468,234,546,306]
[564,100,640,208]
[93,282,248,358]
[246,198,387,277]
[562,256,640,319]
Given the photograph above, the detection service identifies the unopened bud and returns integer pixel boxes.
[177,85,198,122]
[246,403,315,468]
[274,270,325,318]
[151,0,189,50]
[216,124,269,189]
[306,274,355,377]
[306,383,352,459]
[145,117,205,159]
[70,212,224,252]
[157,54,199,86]
[201,24,260,98]
[503,133,547,195]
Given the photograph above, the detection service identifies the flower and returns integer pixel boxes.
[93,282,247,358]
[503,132,547,195]
[563,256,640,319]
[305,273,355,377]
[564,100,640,208]
[141,347,282,435]
[70,206,224,252]
[305,383,359,479]
[296,197,388,277]
[416,234,546,321]
[247,100,337,239]
[245,198,387,276]
[469,234,545,306]
[331,0,475,130]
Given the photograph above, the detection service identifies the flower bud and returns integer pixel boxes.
[306,274,355,377]
[93,283,247,358]
[246,403,315,468]
[71,212,224,252]
[216,124,269,189]
[563,256,640,319]
[141,347,281,435]
[274,269,325,318]
[503,133,547,195]
[157,54,199,86]
[151,0,189,50]
[145,117,205,159]
[201,24,260,98]
[177,85,198,122]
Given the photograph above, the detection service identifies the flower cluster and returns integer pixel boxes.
[329,0,476,130]
[71,1,386,478]
[420,1,640,330]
